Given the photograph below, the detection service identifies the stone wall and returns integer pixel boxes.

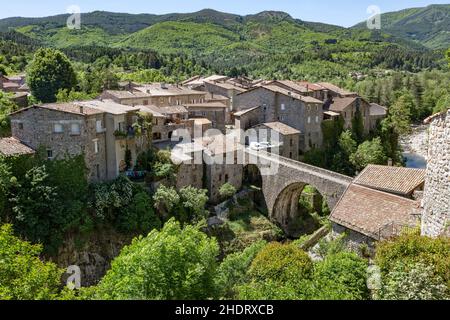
[421,110,450,237]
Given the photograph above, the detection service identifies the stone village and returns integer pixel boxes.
[0,74,449,253]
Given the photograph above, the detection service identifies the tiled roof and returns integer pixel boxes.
[0,138,35,156]
[10,103,104,116]
[354,164,426,196]
[258,122,300,135]
[2,82,20,89]
[193,118,212,125]
[233,106,260,117]
[271,80,311,94]
[159,106,188,115]
[330,184,421,240]
[134,84,207,97]
[102,90,151,99]
[329,97,357,112]
[138,105,165,117]
[370,103,388,116]
[316,82,356,96]
[205,80,247,92]
[260,85,323,104]
[184,102,227,109]
[78,100,140,115]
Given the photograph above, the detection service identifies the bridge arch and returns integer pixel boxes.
[244,149,352,237]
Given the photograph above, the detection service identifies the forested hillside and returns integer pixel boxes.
[0,9,446,80]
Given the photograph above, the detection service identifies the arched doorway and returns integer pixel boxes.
[273,183,330,238]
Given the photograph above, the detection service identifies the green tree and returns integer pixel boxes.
[219,182,237,201]
[27,48,77,103]
[0,91,18,137]
[179,186,209,222]
[351,108,365,143]
[94,219,219,300]
[117,191,161,234]
[310,252,369,300]
[376,261,448,300]
[153,185,180,219]
[0,224,63,300]
[350,137,387,171]
[0,160,13,215]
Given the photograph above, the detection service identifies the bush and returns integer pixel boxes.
[216,241,266,299]
[0,224,64,300]
[219,183,237,201]
[375,233,450,296]
[376,261,448,300]
[249,243,313,283]
[94,219,220,300]
[310,252,369,300]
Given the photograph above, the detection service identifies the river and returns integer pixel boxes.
[400,125,429,169]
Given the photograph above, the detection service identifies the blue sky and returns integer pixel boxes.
[1,0,449,27]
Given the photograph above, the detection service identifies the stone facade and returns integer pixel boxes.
[184,102,227,132]
[10,106,108,182]
[422,110,450,237]
[234,87,323,152]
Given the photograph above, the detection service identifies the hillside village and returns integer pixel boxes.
[1,73,449,256]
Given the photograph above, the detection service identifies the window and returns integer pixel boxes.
[93,139,99,154]
[54,123,63,133]
[281,103,285,111]
[307,117,311,124]
[315,116,319,123]
[96,164,100,179]
[143,100,149,106]
[219,174,222,182]
[290,139,293,146]
[18,123,23,130]
[225,174,229,183]
[47,149,53,160]
[96,120,103,132]
[71,123,81,135]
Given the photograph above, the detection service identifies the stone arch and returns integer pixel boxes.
[272,182,329,237]
[242,164,268,214]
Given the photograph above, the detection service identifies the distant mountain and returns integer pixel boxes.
[353,4,450,49]
[0,9,443,79]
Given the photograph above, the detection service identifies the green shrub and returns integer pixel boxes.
[249,243,313,283]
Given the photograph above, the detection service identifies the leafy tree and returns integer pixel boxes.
[0,91,18,137]
[350,137,387,171]
[153,185,180,219]
[375,232,450,295]
[310,252,369,300]
[0,160,12,215]
[215,241,266,299]
[56,89,96,102]
[376,262,448,300]
[27,48,77,103]
[179,186,209,222]
[94,219,219,300]
[116,191,161,234]
[219,183,237,201]
[0,224,63,300]
[351,108,365,143]
[248,243,313,283]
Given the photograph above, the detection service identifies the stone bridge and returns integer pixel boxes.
[244,149,353,235]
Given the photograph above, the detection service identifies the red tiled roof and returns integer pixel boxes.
[0,138,35,156]
[330,184,421,240]
[354,165,425,196]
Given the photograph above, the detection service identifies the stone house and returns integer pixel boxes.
[9,100,146,182]
[196,134,244,203]
[234,85,323,152]
[330,183,422,254]
[253,122,300,160]
[323,96,372,134]
[183,101,228,132]
[422,110,450,237]
[204,80,247,110]
[369,103,388,131]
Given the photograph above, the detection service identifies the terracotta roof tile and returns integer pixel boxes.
[0,138,35,156]
[330,184,421,240]
[354,165,425,196]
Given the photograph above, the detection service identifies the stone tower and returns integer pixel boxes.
[421,109,450,237]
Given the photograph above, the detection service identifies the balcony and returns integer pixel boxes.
[114,126,136,140]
